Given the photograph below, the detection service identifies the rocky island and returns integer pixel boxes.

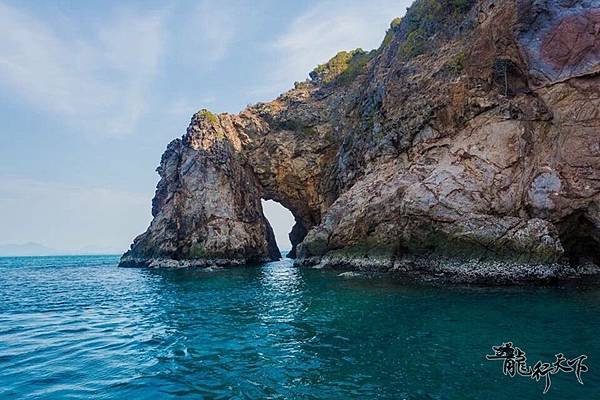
[120,0,600,283]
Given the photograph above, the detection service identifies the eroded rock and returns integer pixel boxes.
[121,0,600,283]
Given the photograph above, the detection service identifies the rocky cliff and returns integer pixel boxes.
[120,0,600,283]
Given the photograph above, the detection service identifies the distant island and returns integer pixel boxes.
[0,242,122,257]
[0,242,59,257]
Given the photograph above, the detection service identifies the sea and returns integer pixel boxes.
[0,255,598,399]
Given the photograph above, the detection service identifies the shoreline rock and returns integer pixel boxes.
[296,254,600,285]
[119,256,254,269]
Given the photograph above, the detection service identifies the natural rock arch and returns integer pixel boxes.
[121,0,600,283]
[120,105,336,267]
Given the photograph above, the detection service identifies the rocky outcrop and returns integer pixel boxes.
[119,112,282,268]
[121,0,600,283]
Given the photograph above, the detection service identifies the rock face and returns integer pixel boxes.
[121,0,600,283]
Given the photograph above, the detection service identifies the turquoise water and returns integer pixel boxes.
[0,255,598,399]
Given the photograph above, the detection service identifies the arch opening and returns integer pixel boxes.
[261,199,295,258]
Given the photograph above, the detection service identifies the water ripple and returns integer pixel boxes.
[0,255,599,399]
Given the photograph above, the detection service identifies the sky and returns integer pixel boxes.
[0,0,410,254]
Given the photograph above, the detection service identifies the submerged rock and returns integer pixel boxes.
[121,0,600,283]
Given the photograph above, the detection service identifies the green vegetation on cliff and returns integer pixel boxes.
[310,48,375,85]
[380,17,402,49]
[448,50,466,73]
[198,109,219,124]
[390,16,403,28]
[310,0,475,86]
[399,0,475,58]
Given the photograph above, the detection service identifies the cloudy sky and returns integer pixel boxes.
[0,0,409,254]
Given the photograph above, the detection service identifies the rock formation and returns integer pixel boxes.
[121,0,600,283]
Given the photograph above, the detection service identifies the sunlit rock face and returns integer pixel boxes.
[121,0,600,283]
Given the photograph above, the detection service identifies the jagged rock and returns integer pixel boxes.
[121,0,600,283]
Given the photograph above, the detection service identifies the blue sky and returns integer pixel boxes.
[0,0,409,253]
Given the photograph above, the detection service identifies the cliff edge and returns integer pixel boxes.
[120,0,600,283]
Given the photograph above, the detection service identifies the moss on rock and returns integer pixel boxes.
[197,109,219,125]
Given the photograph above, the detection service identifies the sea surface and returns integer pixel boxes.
[0,255,598,399]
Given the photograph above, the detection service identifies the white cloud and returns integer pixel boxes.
[254,0,411,98]
[0,176,152,253]
[176,0,239,66]
[0,3,164,136]
[193,1,237,63]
